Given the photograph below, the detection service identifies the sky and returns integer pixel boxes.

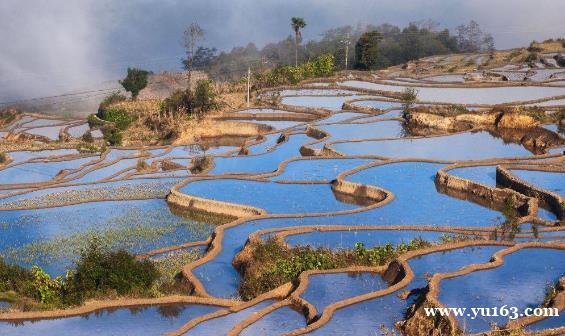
[1,0,564,102]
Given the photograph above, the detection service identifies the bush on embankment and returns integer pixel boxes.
[0,241,160,310]
[252,53,335,89]
[237,237,432,300]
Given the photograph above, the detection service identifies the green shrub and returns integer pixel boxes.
[239,237,431,300]
[31,266,64,306]
[253,53,335,89]
[160,90,191,115]
[99,107,133,130]
[524,52,539,63]
[97,92,127,116]
[0,257,35,296]
[72,242,159,297]
[87,114,105,128]
[0,152,7,164]
[120,68,149,100]
[82,131,94,143]
[401,87,419,112]
[193,80,218,112]
[102,127,123,146]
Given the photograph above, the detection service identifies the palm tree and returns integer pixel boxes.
[291,17,306,66]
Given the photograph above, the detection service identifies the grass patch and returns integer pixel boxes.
[238,237,432,300]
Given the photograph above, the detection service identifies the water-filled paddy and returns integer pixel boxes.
[25,126,65,140]
[439,248,565,332]
[308,246,505,335]
[511,170,564,196]
[315,112,366,124]
[193,163,504,298]
[424,74,465,82]
[351,99,402,110]
[450,165,497,186]
[0,303,220,336]
[0,199,214,275]
[0,157,96,185]
[332,131,532,160]
[7,149,80,164]
[281,95,374,110]
[240,304,306,335]
[319,120,406,142]
[67,123,90,137]
[180,179,357,214]
[280,89,359,96]
[272,158,373,181]
[301,272,387,315]
[185,300,275,335]
[210,134,310,174]
[338,80,565,104]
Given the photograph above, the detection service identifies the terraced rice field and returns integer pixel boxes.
[0,56,564,335]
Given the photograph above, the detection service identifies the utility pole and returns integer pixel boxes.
[343,32,351,70]
[246,66,251,107]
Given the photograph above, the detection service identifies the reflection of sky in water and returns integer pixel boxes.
[440,248,565,333]
[195,162,504,298]
[512,170,564,197]
[0,199,214,275]
[339,80,565,104]
[181,179,357,214]
[0,304,220,336]
[186,300,275,335]
[309,246,504,335]
[333,131,531,160]
[241,305,306,336]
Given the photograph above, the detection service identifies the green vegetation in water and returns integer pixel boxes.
[490,197,521,241]
[3,206,213,267]
[153,249,202,294]
[238,237,432,300]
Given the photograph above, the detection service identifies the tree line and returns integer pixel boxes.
[183,19,494,78]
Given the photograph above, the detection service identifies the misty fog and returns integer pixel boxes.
[1,0,564,104]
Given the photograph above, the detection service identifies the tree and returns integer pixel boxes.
[119,68,149,100]
[193,79,218,113]
[183,23,205,113]
[291,17,307,66]
[182,47,217,69]
[456,20,494,52]
[355,30,383,70]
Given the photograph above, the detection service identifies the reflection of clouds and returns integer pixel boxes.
[273,158,372,182]
[333,131,531,160]
[183,178,357,214]
[320,120,404,142]
[512,170,564,197]
[0,303,218,334]
[439,248,565,332]
[340,81,565,105]
[302,272,387,313]
[347,162,501,227]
